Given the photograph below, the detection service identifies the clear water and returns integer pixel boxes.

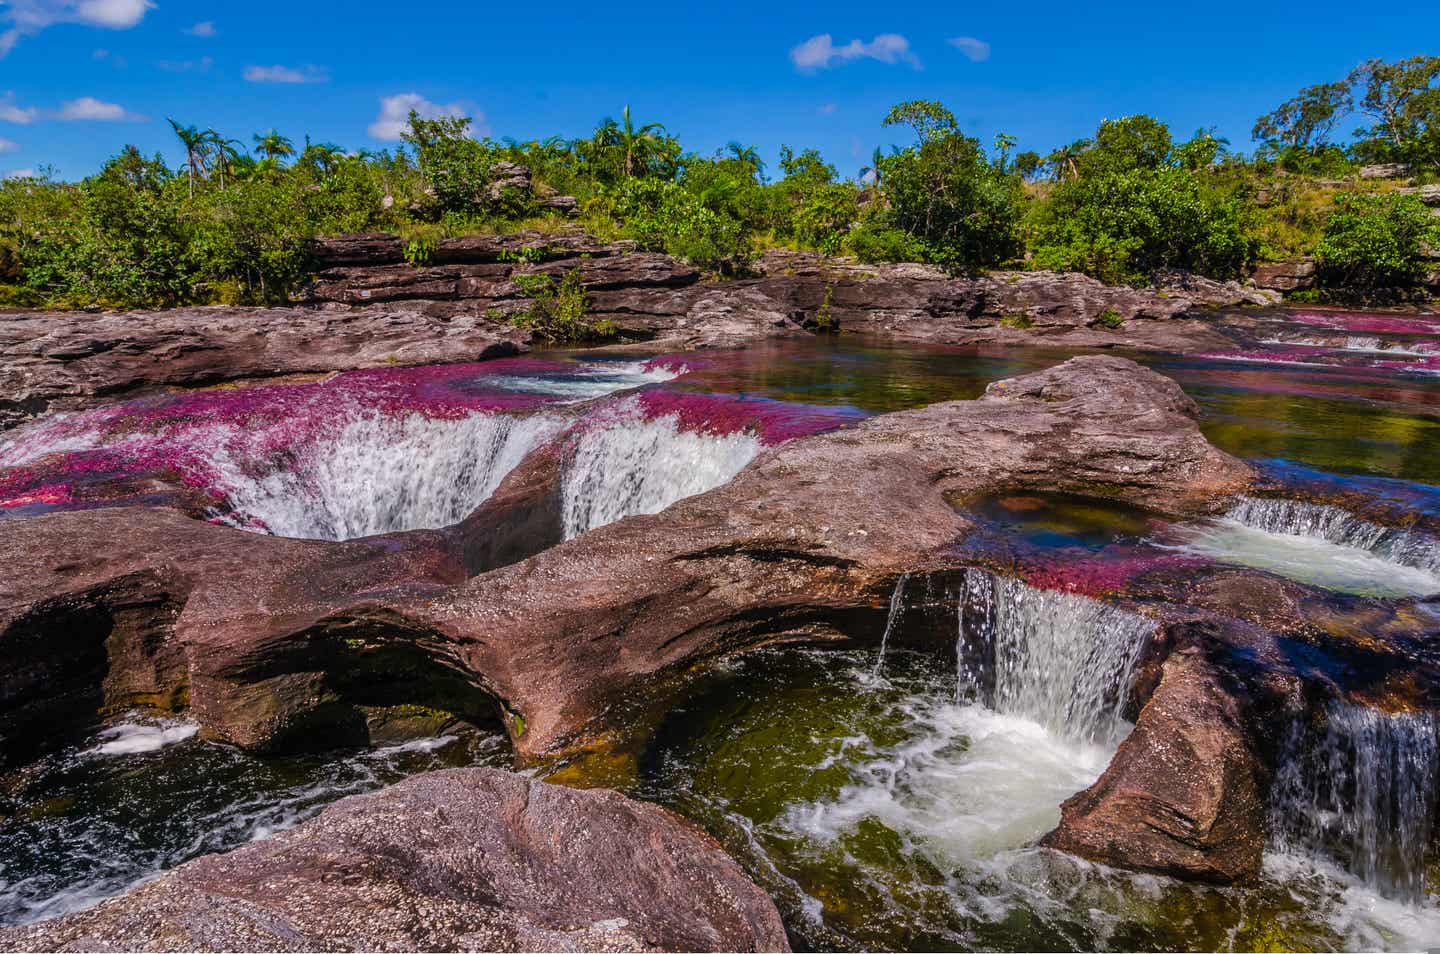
[0,715,511,925]
[640,650,1440,953]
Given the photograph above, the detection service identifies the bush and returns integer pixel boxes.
[1030,120,1255,285]
[609,177,750,271]
[1316,192,1440,288]
[508,269,615,342]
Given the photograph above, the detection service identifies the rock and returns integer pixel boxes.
[1041,646,1269,883]
[1152,268,1282,307]
[1359,163,1410,180]
[542,193,580,216]
[0,768,790,953]
[0,307,528,431]
[0,358,1255,767]
[485,161,532,204]
[1250,259,1317,293]
[1420,184,1440,207]
[310,233,404,268]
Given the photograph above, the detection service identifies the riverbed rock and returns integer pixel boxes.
[0,306,527,431]
[0,357,1255,768]
[1251,259,1317,293]
[0,768,790,953]
[1041,647,1269,883]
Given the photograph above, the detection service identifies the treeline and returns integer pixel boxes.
[2,56,1438,309]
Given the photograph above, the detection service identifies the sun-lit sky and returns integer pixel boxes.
[2,0,1438,180]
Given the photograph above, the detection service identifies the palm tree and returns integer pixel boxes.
[993,132,1018,172]
[168,118,209,197]
[725,141,766,182]
[252,129,295,163]
[202,129,242,189]
[858,146,886,191]
[1044,139,1091,182]
[615,106,668,178]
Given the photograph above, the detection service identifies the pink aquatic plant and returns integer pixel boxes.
[1022,551,1209,598]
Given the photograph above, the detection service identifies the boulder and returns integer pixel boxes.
[1359,163,1410,179]
[0,768,790,953]
[1041,647,1269,883]
[1250,259,1317,293]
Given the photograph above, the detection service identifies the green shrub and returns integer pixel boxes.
[509,268,615,342]
[1316,192,1440,288]
[1091,308,1125,329]
[609,177,750,271]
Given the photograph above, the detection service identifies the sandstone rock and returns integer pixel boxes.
[0,307,527,431]
[0,768,790,953]
[485,160,532,204]
[0,358,1255,767]
[1359,163,1410,179]
[1041,647,1268,883]
[1250,259,1317,293]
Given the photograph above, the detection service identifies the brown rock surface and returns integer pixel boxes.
[0,768,790,953]
[1041,647,1269,883]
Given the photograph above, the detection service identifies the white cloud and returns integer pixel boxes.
[0,137,18,153]
[183,20,216,37]
[5,167,35,179]
[367,92,475,141]
[243,63,328,84]
[948,36,990,62]
[818,102,837,115]
[158,56,212,72]
[0,93,38,124]
[1,0,153,57]
[56,96,143,121]
[790,33,920,72]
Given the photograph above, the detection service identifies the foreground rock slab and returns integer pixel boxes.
[0,768,790,953]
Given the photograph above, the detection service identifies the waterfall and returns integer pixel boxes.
[1224,496,1440,576]
[220,411,563,540]
[870,572,911,673]
[560,399,762,539]
[953,569,1154,746]
[1270,703,1440,903]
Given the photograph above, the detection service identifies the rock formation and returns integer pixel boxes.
[0,768,790,953]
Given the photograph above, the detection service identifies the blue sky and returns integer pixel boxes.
[1,0,1438,181]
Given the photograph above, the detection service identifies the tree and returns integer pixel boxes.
[993,132,1018,173]
[1043,139,1090,182]
[866,99,1023,272]
[252,129,296,163]
[168,118,209,197]
[1252,81,1353,149]
[858,146,885,191]
[724,141,766,183]
[1316,192,1440,288]
[203,130,243,189]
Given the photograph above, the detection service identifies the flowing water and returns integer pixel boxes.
[4,320,1440,947]
[0,715,511,925]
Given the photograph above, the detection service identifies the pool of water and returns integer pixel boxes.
[636,649,1440,953]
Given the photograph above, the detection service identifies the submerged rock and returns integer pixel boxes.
[0,768,790,953]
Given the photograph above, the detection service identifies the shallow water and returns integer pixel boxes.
[0,716,511,925]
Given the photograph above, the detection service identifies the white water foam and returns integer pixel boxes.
[956,570,1154,746]
[560,398,763,539]
[85,717,199,757]
[1168,497,1440,597]
[1270,703,1439,903]
[217,410,564,540]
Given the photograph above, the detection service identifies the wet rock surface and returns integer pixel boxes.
[0,767,790,953]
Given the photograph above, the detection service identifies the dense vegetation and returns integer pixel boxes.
[2,55,1438,310]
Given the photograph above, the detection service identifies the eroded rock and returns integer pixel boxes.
[0,768,790,953]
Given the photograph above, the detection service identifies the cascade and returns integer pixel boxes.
[953,569,1154,746]
[870,572,911,673]
[1270,703,1440,903]
[1224,497,1440,576]
[560,399,763,539]
[221,411,564,540]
